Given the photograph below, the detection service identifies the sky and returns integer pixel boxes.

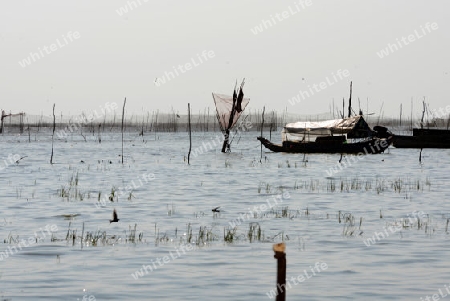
[1,0,449,119]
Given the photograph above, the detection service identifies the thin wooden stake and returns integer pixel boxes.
[273,242,286,301]
[187,103,192,164]
[121,98,126,164]
[420,99,426,129]
[269,111,274,140]
[50,104,56,164]
[260,106,265,163]
[81,222,84,250]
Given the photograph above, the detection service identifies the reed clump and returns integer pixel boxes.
[247,222,263,242]
[57,172,86,201]
[224,227,238,243]
[293,177,433,194]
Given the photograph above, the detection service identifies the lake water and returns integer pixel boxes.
[1,130,449,300]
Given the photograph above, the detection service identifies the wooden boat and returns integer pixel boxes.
[257,136,392,154]
[393,128,450,148]
[258,115,392,154]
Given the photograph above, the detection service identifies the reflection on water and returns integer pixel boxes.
[0,131,449,300]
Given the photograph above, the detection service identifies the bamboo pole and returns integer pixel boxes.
[81,222,84,250]
[121,98,126,164]
[269,111,272,133]
[273,242,286,301]
[187,103,192,165]
[348,81,352,117]
[0,110,4,134]
[50,104,56,164]
[410,98,413,131]
[420,99,426,129]
[260,106,265,163]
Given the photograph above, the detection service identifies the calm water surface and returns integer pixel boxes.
[1,130,449,300]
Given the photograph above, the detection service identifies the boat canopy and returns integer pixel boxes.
[282,115,374,142]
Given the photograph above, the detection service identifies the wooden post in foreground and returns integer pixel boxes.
[273,242,286,301]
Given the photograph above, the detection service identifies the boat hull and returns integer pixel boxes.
[257,136,392,154]
[393,135,450,148]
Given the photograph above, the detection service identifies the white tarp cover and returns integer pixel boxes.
[285,115,362,132]
[212,93,250,132]
[282,116,365,142]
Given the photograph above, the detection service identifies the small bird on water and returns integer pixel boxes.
[212,206,221,213]
[110,209,120,223]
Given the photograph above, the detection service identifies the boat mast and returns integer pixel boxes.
[348,81,352,118]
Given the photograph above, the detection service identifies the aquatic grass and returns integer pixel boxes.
[263,206,301,219]
[341,213,363,237]
[84,230,107,246]
[56,171,90,202]
[247,222,262,242]
[16,187,22,199]
[392,179,402,192]
[281,207,289,218]
[65,222,72,240]
[193,211,206,218]
[224,160,231,168]
[59,222,144,247]
[196,226,216,245]
[309,179,319,192]
[155,230,170,245]
[350,178,361,190]
[109,187,117,202]
[295,177,436,195]
[365,180,372,191]
[327,180,335,192]
[257,181,272,194]
[125,224,143,243]
[271,231,287,242]
[224,226,238,243]
[4,232,19,244]
[167,203,175,216]
[186,223,193,244]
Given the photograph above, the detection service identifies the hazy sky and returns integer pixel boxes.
[1,1,449,119]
